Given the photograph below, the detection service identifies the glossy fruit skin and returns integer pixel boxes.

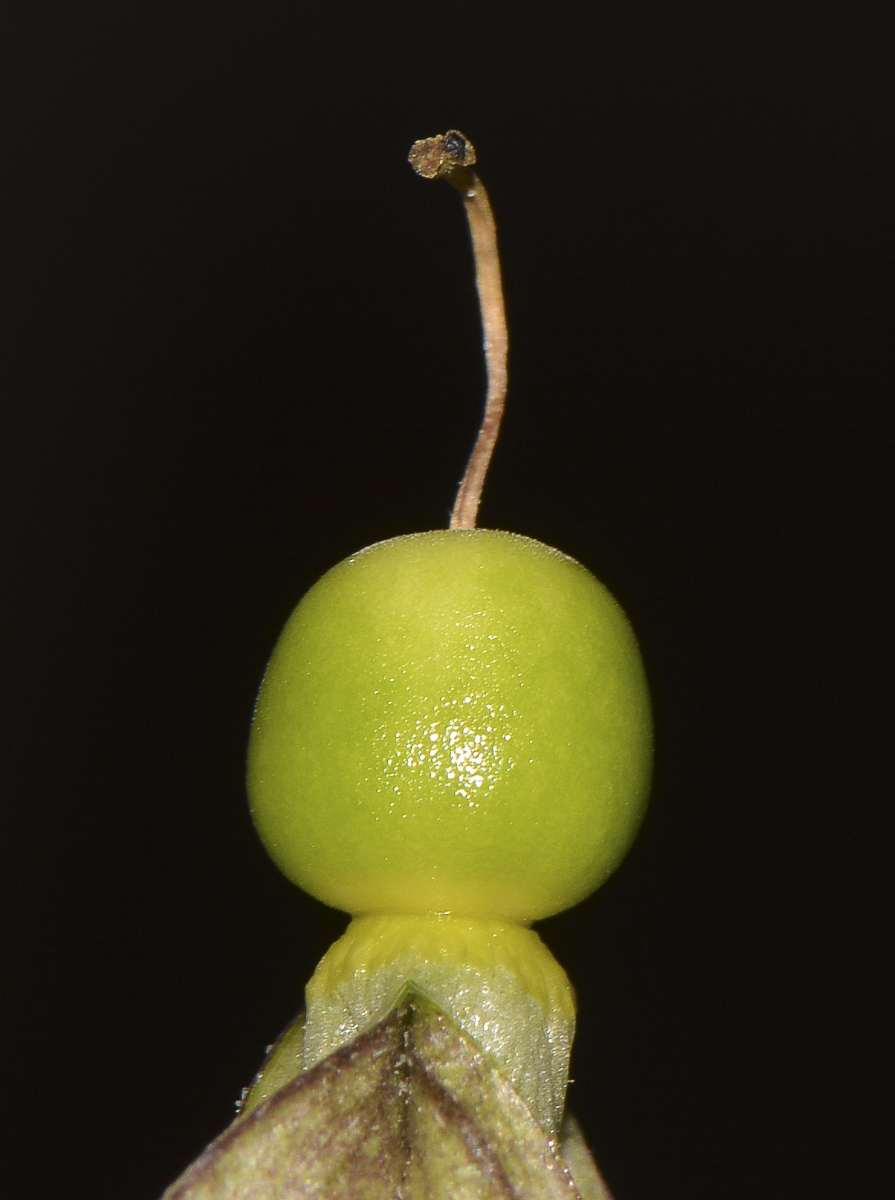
[248,530,651,923]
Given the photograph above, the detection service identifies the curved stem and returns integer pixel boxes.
[408,132,508,530]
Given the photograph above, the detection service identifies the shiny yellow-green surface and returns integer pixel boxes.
[247,530,651,923]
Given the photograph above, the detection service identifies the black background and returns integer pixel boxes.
[1,3,890,1198]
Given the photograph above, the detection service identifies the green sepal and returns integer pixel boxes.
[161,993,612,1200]
[300,913,576,1136]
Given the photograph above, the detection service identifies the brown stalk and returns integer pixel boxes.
[408,131,508,530]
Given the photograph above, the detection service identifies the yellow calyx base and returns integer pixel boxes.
[303,913,576,1136]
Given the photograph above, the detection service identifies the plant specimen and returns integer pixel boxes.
[162,131,652,1200]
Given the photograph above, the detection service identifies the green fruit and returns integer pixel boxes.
[247,529,651,924]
